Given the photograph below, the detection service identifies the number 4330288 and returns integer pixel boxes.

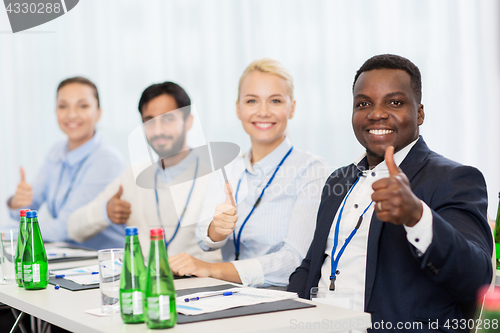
[443,318,499,330]
[6,3,62,14]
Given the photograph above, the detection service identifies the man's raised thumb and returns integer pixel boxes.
[114,185,123,199]
[384,146,401,176]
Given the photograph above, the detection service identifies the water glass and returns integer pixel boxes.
[98,248,124,314]
[0,229,18,284]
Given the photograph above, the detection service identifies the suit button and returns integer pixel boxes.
[426,262,439,274]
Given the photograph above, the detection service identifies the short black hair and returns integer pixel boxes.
[138,81,191,118]
[57,77,100,107]
[353,54,422,103]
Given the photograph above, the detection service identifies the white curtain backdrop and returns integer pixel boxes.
[1,0,499,222]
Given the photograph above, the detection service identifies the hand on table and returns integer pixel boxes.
[371,146,423,227]
[169,252,213,277]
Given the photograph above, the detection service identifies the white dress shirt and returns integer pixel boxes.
[196,137,329,287]
[319,138,433,313]
[68,149,221,262]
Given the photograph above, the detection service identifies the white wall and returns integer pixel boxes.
[1,0,499,221]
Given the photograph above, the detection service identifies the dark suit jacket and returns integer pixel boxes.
[288,137,493,332]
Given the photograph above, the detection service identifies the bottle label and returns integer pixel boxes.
[23,264,32,282]
[23,264,40,283]
[147,295,170,321]
[17,262,22,279]
[32,264,40,283]
[133,291,143,315]
[122,291,143,315]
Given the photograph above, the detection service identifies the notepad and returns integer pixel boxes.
[176,287,298,315]
[50,265,100,285]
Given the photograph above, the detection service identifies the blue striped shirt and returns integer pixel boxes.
[196,137,329,287]
[7,134,125,250]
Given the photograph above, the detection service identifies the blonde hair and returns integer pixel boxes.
[237,58,294,102]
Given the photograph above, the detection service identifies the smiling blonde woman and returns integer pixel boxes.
[169,58,329,287]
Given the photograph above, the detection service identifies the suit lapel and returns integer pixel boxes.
[398,136,431,182]
[364,213,384,308]
[364,137,431,309]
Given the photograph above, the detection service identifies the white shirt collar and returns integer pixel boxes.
[354,137,420,176]
[243,136,292,175]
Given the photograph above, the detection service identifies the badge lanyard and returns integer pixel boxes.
[232,146,293,260]
[329,175,373,291]
[155,156,199,248]
[51,155,90,219]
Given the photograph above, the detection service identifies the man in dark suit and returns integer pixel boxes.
[288,54,493,332]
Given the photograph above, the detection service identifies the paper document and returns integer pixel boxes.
[50,265,100,285]
[45,242,97,261]
[176,287,298,315]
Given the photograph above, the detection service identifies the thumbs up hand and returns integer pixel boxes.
[106,185,132,224]
[208,181,238,242]
[371,146,423,227]
[10,167,33,209]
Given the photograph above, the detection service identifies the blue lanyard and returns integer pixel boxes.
[51,155,90,219]
[232,146,294,260]
[155,157,199,248]
[329,175,373,291]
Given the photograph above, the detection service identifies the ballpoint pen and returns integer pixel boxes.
[184,291,238,302]
[51,271,99,279]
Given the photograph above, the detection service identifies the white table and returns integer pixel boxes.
[0,259,371,333]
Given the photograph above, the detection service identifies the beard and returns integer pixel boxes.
[149,127,187,159]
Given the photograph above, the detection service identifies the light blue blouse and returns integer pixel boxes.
[196,137,329,287]
[7,134,125,250]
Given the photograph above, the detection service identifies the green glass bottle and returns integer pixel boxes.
[15,209,30,287]
[477,287,500,332]
[120,227,146,324]
[494,192,500,269]
[144,228,177,329]
[21,210,48,290]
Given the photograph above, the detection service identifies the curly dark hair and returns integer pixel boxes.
[353,54,422,103]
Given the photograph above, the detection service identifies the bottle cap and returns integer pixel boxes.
[498,191,500,198]
[478,286,500,311]
[26,210,37,218]
[150,228,164,237]
[126,227,138,236]
[19,209,30,217]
